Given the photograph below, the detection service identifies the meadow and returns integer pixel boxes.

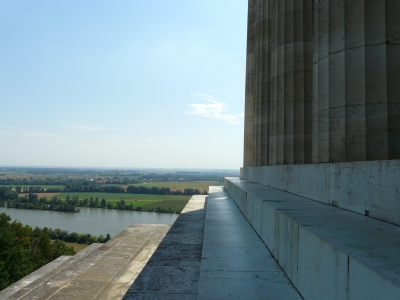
[123,181,222,192]
[55,192,191,211]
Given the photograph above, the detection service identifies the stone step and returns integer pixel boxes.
[225,177,400,300]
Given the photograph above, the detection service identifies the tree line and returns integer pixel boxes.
[6,193,79,212]
[2,184,208,195]
[43,227,111,245]
[4,194,180,214]
[0,213,75,291]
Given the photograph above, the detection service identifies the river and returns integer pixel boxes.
[0,207,178,237]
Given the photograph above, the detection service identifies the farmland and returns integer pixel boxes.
[124,181,223,192]
[1,167,239,213]
[57,193,190,211]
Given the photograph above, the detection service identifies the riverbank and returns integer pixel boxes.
[0,206,178,237]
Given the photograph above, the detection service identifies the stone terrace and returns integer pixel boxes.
[5,180,399,299]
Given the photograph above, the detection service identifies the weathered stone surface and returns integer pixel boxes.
[240,159,400,225]
[123,196,207,299]
[0,225,170,300]
[198,186,302,300]
[244,0,400,165]
[226,178,400,299]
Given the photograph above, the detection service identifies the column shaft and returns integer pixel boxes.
[386,0,400,159]
[345,0,366,161]
[318,0,330,163]
[328,0,345,162]
[276,0,286,165]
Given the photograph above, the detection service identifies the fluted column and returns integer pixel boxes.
[261,1,270,166]
[243,0,256,167]
[328,0,345,162]
[269,0,278,165]
[243,0,400,167]
[387,0,400,159]
[345,0,366,162]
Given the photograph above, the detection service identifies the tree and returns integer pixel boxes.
[15,186,21,193]
[101,199,107,208]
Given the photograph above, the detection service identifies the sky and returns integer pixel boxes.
[0,0,248,170]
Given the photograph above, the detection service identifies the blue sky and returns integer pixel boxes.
[0,1,247,169]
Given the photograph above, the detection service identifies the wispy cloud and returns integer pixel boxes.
[65,124,106,131]
[186,94,243,124]
[144,139,156,144]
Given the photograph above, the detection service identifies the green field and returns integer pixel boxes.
[56,192,188,201]
[130,181,218,187]
[56,192,191,211]
[124,181,221,192]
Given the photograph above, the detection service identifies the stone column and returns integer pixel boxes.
[328,0,345,162]
[261,1,270,166]
[268,0,277,165]
[387,0,400,159]
[345,0,366,162]
[276,0,285,165]
[365,0,388,160]
[284,0,294,165]
[243,0,256,167]
[317,0,330,163]
[242,0,400,167]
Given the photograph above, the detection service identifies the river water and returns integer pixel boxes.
[0,207,178,237]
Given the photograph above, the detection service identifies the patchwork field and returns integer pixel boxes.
[125,181,221,192]
[7,180,219,212]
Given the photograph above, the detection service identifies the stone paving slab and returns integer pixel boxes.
[123,195,207,299]
[198,186,303,300]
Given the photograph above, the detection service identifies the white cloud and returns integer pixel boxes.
[65,124,106,131]
[186,94,243,124]
[144,139,156,144]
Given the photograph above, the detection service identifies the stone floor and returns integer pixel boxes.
[1,190,304,299]
[123,195,207,299]
[198,186,302,299]
[124,190,301,299]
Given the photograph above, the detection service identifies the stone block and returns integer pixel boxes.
[296,227,349,300]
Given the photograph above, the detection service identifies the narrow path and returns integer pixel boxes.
[123,195,207,299]
[198,186,302,299]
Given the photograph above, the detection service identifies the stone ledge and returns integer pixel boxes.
[0,224,170,299]
[225,177,400,300]
[241,160,400,225]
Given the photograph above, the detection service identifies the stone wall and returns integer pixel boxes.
[241,160,400,225]
[243,0,400,167]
